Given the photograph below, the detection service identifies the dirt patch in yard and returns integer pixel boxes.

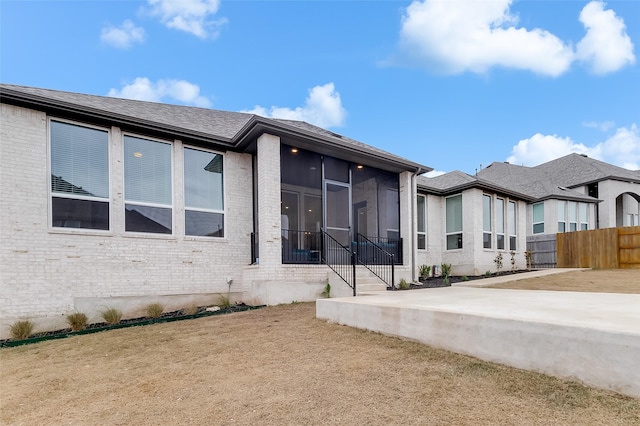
[1,302,638,425]
[486,269,640,293]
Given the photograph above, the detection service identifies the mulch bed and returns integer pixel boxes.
[392,270,533,290]
[1,304,263,348]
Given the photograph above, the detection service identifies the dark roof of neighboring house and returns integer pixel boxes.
[535,153,640,186]
[417,170,538,202]
[0,84,431,174]
[418,157,607,203]
[475,161,597,202]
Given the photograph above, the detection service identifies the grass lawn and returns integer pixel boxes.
[486,269,640,293]
[1,301,638,425]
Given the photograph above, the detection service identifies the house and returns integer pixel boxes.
[0,84,430,336]
[1,84,638,337]
[414,155,639,274]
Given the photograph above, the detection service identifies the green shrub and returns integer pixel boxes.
[66,312,88,331]
[10,320,34,340]
[321,283,331,298]
[461,275,469,281]
[419,264,431,278]
[145,303,165,319]
[485,270,492,278]
[100,307,122,325]
[441,263,452,285]
[398,278,410,290]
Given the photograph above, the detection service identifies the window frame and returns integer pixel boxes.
[579,203,588,230]
[48,118,111,233]
[557,200,566,233]
[417,194,427,250]
[496,197,505,250]
[123,133,174,236]
[482,194,492,249]
[508,201,517,251]
[568,201,578,232]
[445,194,463,250]
[184,146,226,238]
[532,202,544,234]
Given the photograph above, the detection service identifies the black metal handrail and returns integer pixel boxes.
[282,230,323,264]
[322,231,356,296]
[355,233,396,289]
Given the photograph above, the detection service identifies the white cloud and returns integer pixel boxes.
[243,83,347,128]
[107,77,212,108]
[507,124,640,170]
[148,0,227,39]
[100,20,145,49]
[398,0,573,76]
[396,0,634,76]
[582,120,615,131]
[576,1,635,74]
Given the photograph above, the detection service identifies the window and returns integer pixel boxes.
[482,195,492,249]
[50,120,109,230]
[417,194,427,250]
[124,136,172,234]
[568,201,577,232]
[580,204,588,230]
[557,200,566,232]
[446,195,462,250]
[533,202,544,234]
[184,147,224,237]
[508,201,516,250]
[496,198,505,250]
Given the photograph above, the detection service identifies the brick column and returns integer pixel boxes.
[256,133,282,267]
[399,171,413,272]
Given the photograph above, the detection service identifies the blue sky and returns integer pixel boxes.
[2,0,638,175]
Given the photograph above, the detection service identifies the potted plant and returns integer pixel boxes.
[419,264,431,282]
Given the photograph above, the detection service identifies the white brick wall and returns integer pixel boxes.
[0,104,254,336]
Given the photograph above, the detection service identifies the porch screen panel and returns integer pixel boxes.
[184,148,224,237]
[280,145,322,262]
[50,120,109,230]
[352,166,399,239]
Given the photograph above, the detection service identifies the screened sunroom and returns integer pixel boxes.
[279,144,403,265]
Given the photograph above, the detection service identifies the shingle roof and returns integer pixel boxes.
[536,153,640,186]
[417,170,536,201]
[0,84,253,141]
[1,84,431,173]
[476,160,599,202]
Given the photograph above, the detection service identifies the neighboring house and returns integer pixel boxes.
[416,171,534,276]
[477,157,640,233]
[0,84,430,336]
[1,84,638,337]
[415,156,639,275]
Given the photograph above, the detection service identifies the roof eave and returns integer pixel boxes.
[233,117,432,174]
[0,87,235,147]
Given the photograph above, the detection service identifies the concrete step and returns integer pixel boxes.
[328,269,389,296]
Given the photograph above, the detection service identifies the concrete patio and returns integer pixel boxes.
[316,270,640,398]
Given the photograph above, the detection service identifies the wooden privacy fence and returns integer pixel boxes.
[557,226,640,269]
